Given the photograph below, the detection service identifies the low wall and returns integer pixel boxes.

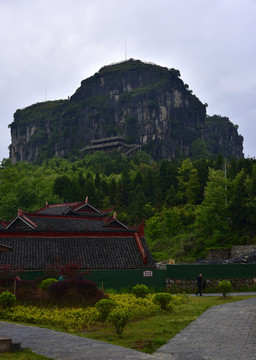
[166,277,256,292]
[166,263,256,292]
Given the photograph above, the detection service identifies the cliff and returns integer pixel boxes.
[8,59,244,162]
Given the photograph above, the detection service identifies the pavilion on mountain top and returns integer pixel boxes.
[0,198,156,271]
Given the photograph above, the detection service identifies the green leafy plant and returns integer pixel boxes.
[39,278,58,290]
[153,293,173,311]
[108,308,131,335]
[131,284,150,298]
[217,280,233,297]
[95,299,116,321]
[0,290,16,308]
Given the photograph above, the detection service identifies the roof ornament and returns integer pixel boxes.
[45,201,48,206]
[18,209,23,217]
[85,196,88,204]
[113,211,117,219]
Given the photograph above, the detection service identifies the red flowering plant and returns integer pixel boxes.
[43,259,103,306]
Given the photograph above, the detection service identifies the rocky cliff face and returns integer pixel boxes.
[9,59,243,162]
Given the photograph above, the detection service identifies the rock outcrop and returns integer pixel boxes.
[8,59,244,162]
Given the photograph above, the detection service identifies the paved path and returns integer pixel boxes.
[0,296,256,359]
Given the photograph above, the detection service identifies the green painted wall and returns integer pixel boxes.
[7,264,256,290]
[87,269,166,290]
[166,264,256,279]
[20,269,167,290]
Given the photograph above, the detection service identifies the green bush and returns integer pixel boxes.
[108,308,131,335]
[172,292,190,305]
[217,280,233,297]
[95,299,116,321]
[0,290,16,308]
[131,284,150,298]
[39,278,58,290]
[153,293,173,311]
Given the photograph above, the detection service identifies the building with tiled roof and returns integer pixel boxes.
[0,199,156,270]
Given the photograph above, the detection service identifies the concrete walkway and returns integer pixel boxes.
[0,296,256,360]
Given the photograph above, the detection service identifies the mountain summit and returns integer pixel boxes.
[9,59,243,162]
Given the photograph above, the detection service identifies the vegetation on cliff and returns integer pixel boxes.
[0,151,255,262]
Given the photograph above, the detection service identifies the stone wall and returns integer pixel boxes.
[231,245,256,258]
[205,249,231,261]
[166,277,256,293]
[206,245,256,261]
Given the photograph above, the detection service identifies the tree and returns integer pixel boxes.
[195,169,231,252]
[244,164,256,226]
[128,184,146,225]
[115,170,130,209]
[53,175,71,200]
[177,159,200,204]
[145,215,164,246]
[228,169,248,229]
[191,139,210,160]
[143,168,156,203]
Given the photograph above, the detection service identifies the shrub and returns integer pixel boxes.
[39,278,58,290]
[0,290,16,308]
[172,292,190,305]
[108,294,159,319]
[108,308,131,335]
[48,279,70,298]
[47,278,103,306]
[153,293,173,311]
[217,280,233,297]
[105,288,118,295]
[95,299,116,321]
[16,279,37,290]
[132,284,150,298]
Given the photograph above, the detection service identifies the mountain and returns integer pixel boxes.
[9,59,243,163]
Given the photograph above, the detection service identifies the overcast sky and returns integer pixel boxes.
[1,0,256,161]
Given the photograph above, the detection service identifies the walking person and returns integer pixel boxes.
[195,273,203,296]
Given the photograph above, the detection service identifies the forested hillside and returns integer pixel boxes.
[0,151,255,262]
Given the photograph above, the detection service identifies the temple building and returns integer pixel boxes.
[0,199,156,270]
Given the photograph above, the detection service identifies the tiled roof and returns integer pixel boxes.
[0,200,155,270]
[34,201,112,217]
[0,236,156,269]
[4,214,134,233]
[34,202,80,215]
[0,221,7,230]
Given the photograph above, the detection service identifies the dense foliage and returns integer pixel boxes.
[0,292,189,332]
[1,151,256,261]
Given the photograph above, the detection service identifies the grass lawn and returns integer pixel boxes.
[0,348,54,359]
[82,295,254,354]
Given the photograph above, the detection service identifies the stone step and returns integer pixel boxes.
[0,337,12,353]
